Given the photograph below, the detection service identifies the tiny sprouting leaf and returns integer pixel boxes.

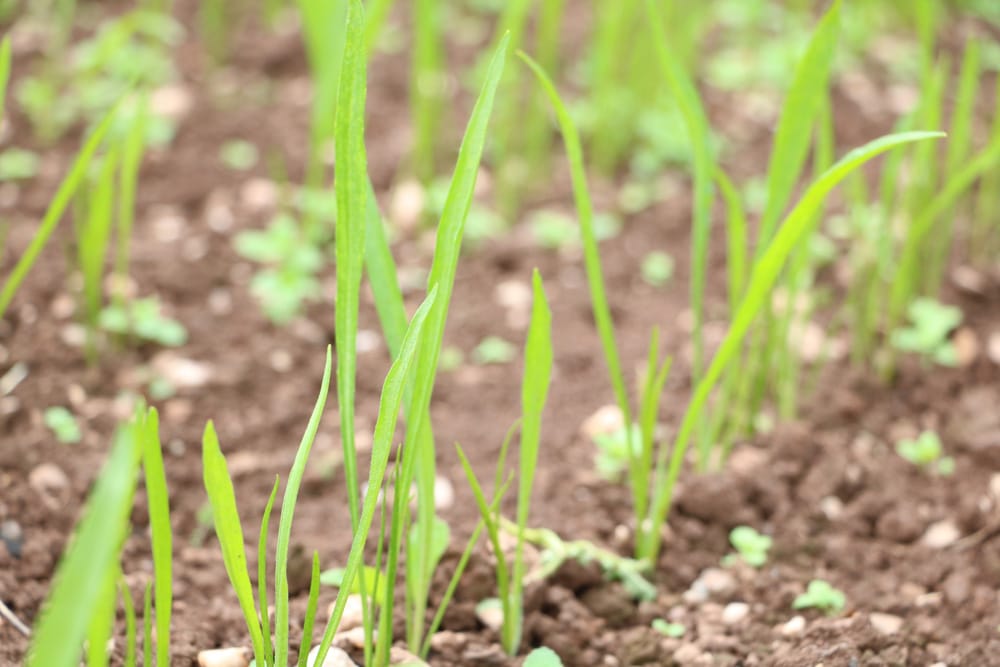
[0,148,39,180]
[44,406,82,444]
[472,336,516,365]
[651,619,686,638]
[890,298,962,366]
[896,431,953,475]
[219,139,259,171]
[592,423,642,480]
[727,526,772,567]
[99,297,187,347]
[530,210,578,249]
[640,251,675,287]
[524,646,564,667]
[793,579,845,615]
[319,565,386,601]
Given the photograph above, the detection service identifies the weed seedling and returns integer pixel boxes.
[233,214,322,324]
[591,422,642,481]
[723,525,772,567]
[0,148,39,181]
[896,431,954,475]
[640,251,674,287]
[652,619,686,638]
[472,335,516,365]
[43,406,81,444]
[890,298,962,366]
[793,579,845,615]
[524,647,564,667]
[219,139,259,171]
[99,296,188,347]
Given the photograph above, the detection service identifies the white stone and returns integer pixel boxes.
[197,647,251,667]
[240,178,279,212]
[390,180,425,233]
[954,328,979,367]
[325,594,365,634]
[580,404,625,440]
[150,84,193,120]
[152,353,214,389]
[475,599,504,631]
[698,568,737,596]
[988,331,1000,366]
[434,475,455,510]
[921,519,961,549]
[819,496,844,521]
[389,647,429,666]
[780,615,806,636]
[305,645,357,667]
[869,612,903,635]
[29,463,69,495]
[721,602,750,625]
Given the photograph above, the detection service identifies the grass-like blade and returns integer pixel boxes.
[509,268,552,653]
[312,286,438,667]
[756,0,841,247]
[643,131,945,563]
[0,36,11,120]
[0,106,116,319]
[120,579,137,667]
[518,51,633,464]
[259,476,280,666]
[297,552,322,667]
[390,33,509,651]
[201,421,266,665]
[25,422,142,667]
[140,408,172,666]
[334,0,368,532]
[274,348,333,667]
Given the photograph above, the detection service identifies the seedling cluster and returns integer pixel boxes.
[3,0,996,665]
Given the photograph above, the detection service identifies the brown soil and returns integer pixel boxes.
[3,3,1000,666]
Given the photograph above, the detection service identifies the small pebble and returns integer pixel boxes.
[197,647,251,667]
[672,643,707,664]
[356,330,381,354]
[1,519,23,558]
[475,600,503,631]
[819,496,844,521]
[150,84,193,120]
[920,519,961,549]
[306,645,358,667]
[953,328,979,367]
[869,612,904,635]
[152,353,214,389]
[240,178,279,212]
[988,331,1000,365]
[29,463,69,496]
[270,349,294,373]
[390,180,425,233]
[389,647,429,666]
[325,594,364,633]
[429,630,467,654]
[721,602,750,625]
[434,475,455,510]
[580,405,625,440]
[779,615,806,636]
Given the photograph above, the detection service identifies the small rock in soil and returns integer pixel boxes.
[581,584,636,628]
[920,519,961,549]
[721,601,749,625]
[197,647,251,667]
[580,404,625,440]
[29,463,69,497]
[675,473,752,525]
[685,568,736,603]
[672,643,710,665]
[779,615,806,636]
[942,570,972,605]
[428,630,467,654]
[434,475,455,510]
[819,495,845,521]
[1,519,23,558]
[988,331,1000,365]
[869,612,904,635]
[333,627,368,650]
[389,180,425,233]
[152,352,214,389]
[954,327,979,367]
[240,178,279,212]
[326,594,364,633]
[306,645,358,667]
[475,599,503,631]
[389,647,429,666]
[461,643,507,666]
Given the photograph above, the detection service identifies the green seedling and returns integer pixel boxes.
[234,214,323,324]
[219,139,259,171]
[724,525,772,567]
[99,297,188,347]
[0,148,39,180]
[44,406,82,444]
[438,346,464,371]
[18,9,180,144]
[530,210,577,249]
[592,423,642,481]
[652,619,686,638]
[896,431,954,475]
[640,251,674,287]
[890,298,962,366]
[793,579,845,615]
[472,336,516,365]
[524,647,564,667]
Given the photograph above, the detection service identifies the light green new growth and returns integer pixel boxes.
[890,298,962,366]
[26,421,142,667]
[44,406,82,444]
[793,579,846,615]
[140,409,172,666]
[725,526,772,568]
[896,431,953,475]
